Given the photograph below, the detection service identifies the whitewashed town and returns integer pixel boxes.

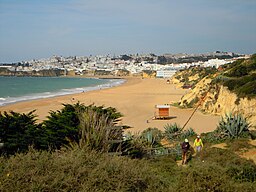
[0,51,248,78]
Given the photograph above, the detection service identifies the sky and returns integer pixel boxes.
[0,0,256,62]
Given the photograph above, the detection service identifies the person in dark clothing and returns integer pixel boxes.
[181,138,190,165]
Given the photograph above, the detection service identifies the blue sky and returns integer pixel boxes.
[0,0,256,62]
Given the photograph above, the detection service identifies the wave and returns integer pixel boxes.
[0,78,126,106]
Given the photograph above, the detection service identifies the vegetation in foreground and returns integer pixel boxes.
[0,103,256,191]
[0,140,255,192]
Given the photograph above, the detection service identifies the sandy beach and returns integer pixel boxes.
[0,77,220,134]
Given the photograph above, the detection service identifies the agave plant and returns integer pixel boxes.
[217,113,250,139]
[164,123,182,141]
[140,128,163,148]
[180,128,196,140]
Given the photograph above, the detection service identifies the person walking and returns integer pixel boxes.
[194,135,203,158]
[181,138,190,165]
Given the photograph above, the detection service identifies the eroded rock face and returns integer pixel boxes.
[0,68,65,76]
[176,77,256,126]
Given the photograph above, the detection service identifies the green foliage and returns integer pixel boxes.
[217,113,250,139]
[0,111,44,155]
[215,54,256,98]
[120,128,164,159]
[164,123,196,141]
[140,128,163,147]
[0,103,124,154]
[202,131,226,143]
[178,54,256,98]
[0,147,169,192]
[186,97,199,108]
[225,55,256,77]
[203,113,252,143]
[164,123,181,137]
[181,128,196,140]
[78,108,123,152]
[43,103,80,149]
[175,66,218,88]
[177,163,232,191]
[43,102,123,150]
[1,141,256,192]
[202,147,256,183]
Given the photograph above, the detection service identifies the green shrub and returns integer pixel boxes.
[78,108,123,152]
[181,128,196,140]
[177,163,232,191]
[0,103,124,155]
[0,110,44,155]
[164,123,196,142]
[0,147,170,192]
[140,128,163,147]
[164,123,182,141]
[217,54,256,98]
[216,113,250,139]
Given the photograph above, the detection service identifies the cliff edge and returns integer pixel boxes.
[172,54,256,127]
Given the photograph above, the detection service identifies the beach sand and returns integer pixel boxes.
[0,77,220,134]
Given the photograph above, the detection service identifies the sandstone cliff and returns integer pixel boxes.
[0,68,65,77]
[172,54,256,126]
[177,77,256,126]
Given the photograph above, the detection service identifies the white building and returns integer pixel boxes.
[156,70,176,78]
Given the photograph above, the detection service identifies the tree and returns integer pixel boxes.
[0,110,42,155]
[42,103,123,150]
[43,104,80,149]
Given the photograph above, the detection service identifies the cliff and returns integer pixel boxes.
[177,77,256,126]
[172,54,256,126]
[0,68,66,77]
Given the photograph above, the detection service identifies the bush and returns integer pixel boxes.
[120,129,164,159]
[140,128,163,147]
[78,108,123,152]
[0,111,44,155]
[201,147,256,183]
[0,103,124,155]
[164,123,182,141]
[216,113,250,139]
[164,123,196,141]
[0,147,170,192]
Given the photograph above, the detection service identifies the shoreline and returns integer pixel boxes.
[0,76,125,107]
[0,77,220,134]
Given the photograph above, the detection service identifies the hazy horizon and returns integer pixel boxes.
[1,0,256,63]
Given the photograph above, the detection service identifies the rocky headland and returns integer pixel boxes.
[172,54,256,127]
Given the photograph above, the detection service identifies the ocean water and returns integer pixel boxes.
[0,76,125,106]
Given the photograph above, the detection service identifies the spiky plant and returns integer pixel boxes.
[217,113,250,139]
[180,128,196,140]
[164,123,182,141]
[140,128,163,148]
[120,132,147,159]
[78,108,123,152]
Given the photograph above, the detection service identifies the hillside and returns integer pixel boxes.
[1,139,256,191]
[172,54,256,126]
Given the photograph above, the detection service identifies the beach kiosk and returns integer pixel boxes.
[154,104,171,119]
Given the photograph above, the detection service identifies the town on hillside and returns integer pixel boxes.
[0,51,248,78]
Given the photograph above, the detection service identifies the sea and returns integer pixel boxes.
[0,76,125,106]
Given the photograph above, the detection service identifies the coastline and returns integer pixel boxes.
[0,76,125,107]
[0,77,220,134]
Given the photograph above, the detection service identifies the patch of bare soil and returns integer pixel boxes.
[239,140,256,164]
[160,138,175,148]
[211,143,228,149]
[211,141,256,164]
